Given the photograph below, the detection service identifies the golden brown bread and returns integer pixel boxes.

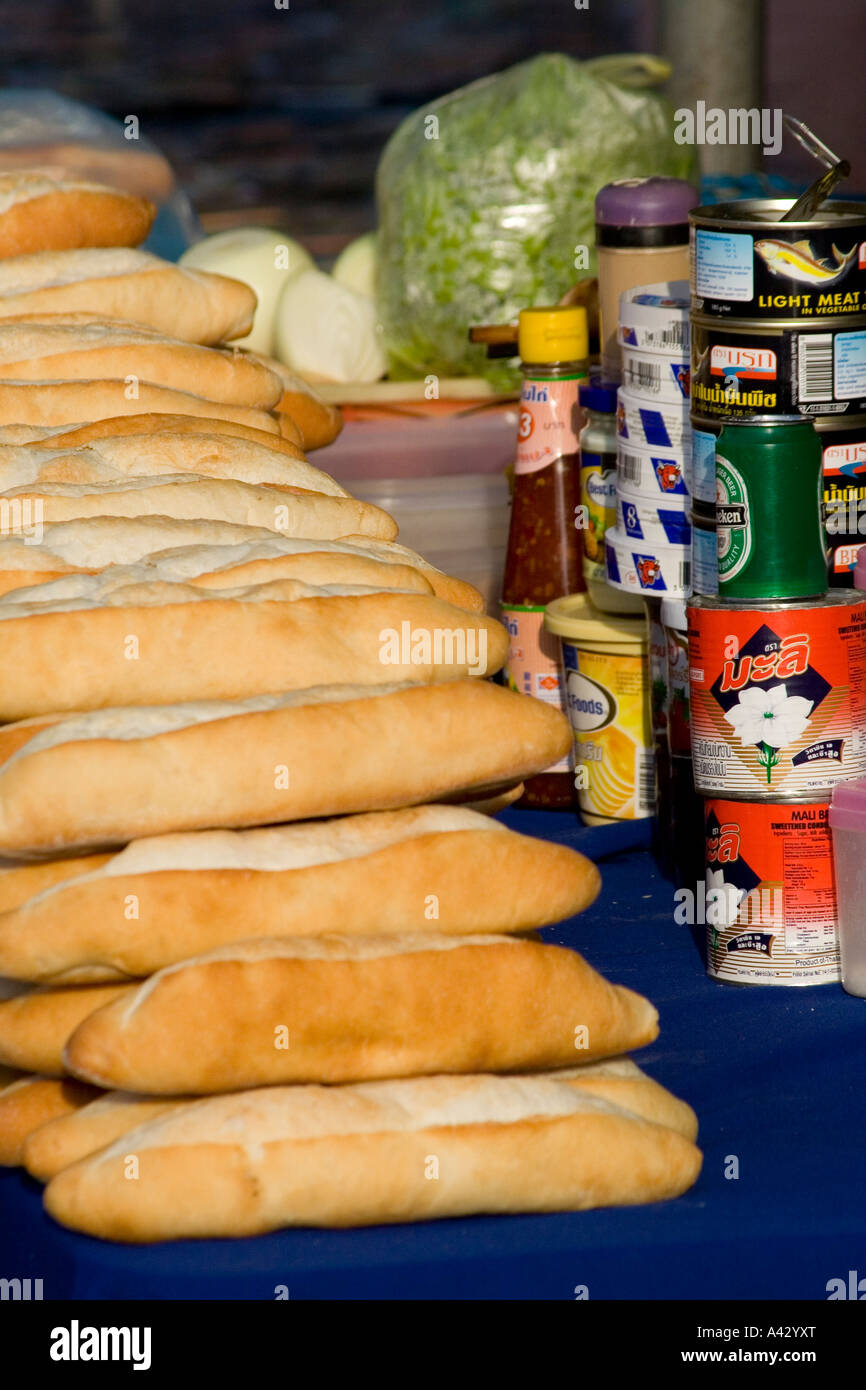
[0,248,256,343]
[19,410,304,451]
[0,983,133,1075]
[546,1061,698,1142]
[43,1075,701,1239]
[0,174,155,257]
[24,1091,187,1180]
[0,1073,100,1165]
[63,934,657,1093]
[0,379,281,433]
[249,354,343,450]
[0,806,601,983]
[0,851,113,913]
[0,680,572,855]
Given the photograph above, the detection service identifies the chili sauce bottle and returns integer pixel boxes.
[502,305,588,810]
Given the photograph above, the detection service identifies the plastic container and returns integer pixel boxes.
[578,378,643,615]
[617,440,688,499]
[544,593,654,826]
[618,280,691,353]
[620,343,690,402]
[851,546,866,590]
[350,472,510,614]
[617,386,691,452]
[616,489,691,546]
[605,525,690,597]
[829,778,866,996]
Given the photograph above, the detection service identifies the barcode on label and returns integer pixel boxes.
[627,361,665,392]
[636,750,657,812]
[798,334,834,403]
[618,451,644,485]
[677,560,691,589]
[647,328,687,349]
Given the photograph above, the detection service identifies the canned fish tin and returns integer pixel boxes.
[703,798,840,986]
[617,441,688,498]
[690,505,718,597]
[620,344,690,402]
[690,200,866,321]
[688,592,866,797]
[714,417,825,600]
[606,525,690,597]
[545,594,654,825]
[691,314,866,422]
[617,386,691,451]
[687,420,719,504]
[617,488,690,547]
[821,415,866,584]
[618,280,690,352]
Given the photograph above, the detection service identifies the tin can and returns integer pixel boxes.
[605,525,690,597]
[544,594,654,825]
[688,592,866,796]
[687,419,718,504]
[617,386,691,451]
[617,489,690,546]
[690,504,718,596]
[821,414,866,585]
[690,199,866,322]
[617,441,688,499]
[703,796,841,987]
[691,313,866,423]
[714,417,825,600]
[618,281,690,352]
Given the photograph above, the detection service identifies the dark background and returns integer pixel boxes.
[0,0,861,242]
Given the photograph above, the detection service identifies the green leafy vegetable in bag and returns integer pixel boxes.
[375,53,696,387]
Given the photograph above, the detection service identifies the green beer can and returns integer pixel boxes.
[714,416,825,601]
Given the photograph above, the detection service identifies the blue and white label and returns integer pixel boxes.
[695,229,754,302]
[691,522,718,596]
[834,330,866,400]
[691,429,718,505]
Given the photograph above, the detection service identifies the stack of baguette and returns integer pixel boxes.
[0,173,701,1243]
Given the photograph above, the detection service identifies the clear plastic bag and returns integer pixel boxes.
[0,89,199,259]
[375,53,696,387]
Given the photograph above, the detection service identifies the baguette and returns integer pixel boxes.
[0,248,256,343]
[64,934,656,1093]
[0,806,600,983]
[249,354,343,450]
[0,174,155,257]
[43,1075,701,1239]
[544,1060,698,1142]
[0,1074,100,1165]
[0,680,572,854]
[0,851,113,913]
[0,318,283,408]
[0,575,507,718]
[24,1056,695,1180]
[0,473,397,538]
[0,530,431,601]
[0,380,281,433]
[0,983,132,1075]
[342,535,484,612]
[23,411,304,452]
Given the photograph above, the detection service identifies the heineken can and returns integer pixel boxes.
[714,416,825,601]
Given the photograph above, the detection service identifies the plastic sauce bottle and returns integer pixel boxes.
[501,305,588,810]
[578,378,644,615]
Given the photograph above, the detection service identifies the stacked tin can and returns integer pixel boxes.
[605,281,692,601]
[688,198,866,986]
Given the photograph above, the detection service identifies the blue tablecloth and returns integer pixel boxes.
[2,808,863,1300]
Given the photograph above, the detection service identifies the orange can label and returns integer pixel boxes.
[704,799,840,986]
[688,597,866,796]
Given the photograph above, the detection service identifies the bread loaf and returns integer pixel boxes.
[26,411,304,451]
[0,174,155,257]
[544,1060,698,1141]
[341,536,484,611]
[0,574,507,718]
[0,806,600,983]
[249,354,343,450]
[24,1090,187,1180]
[0,1074,99,1165]
[0,473,397,538]
[0,851,112,913]
[0,380,281,433]
[0,249,256,343]
[0,983,132,1075]
[43,1074,701,1239]
[0,680,572,854]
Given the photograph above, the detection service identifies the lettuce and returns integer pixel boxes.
[375,53,696,386]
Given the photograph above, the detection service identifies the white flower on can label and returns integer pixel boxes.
[723,682,813,785]
[705,867,746,931]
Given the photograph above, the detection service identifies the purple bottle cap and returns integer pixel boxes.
[595,178,699,248]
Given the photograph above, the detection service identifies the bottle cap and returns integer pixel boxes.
[518,306,588,365]
[578,378,619,413]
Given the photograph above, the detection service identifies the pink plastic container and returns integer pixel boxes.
[854,547,866,591]
[829,777,866,997]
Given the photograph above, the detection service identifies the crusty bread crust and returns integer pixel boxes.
[0,983,133,1075]
[0,176,155,257]
[0,1074,100,1165]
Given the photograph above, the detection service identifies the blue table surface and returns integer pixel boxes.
[2,808,863,1301]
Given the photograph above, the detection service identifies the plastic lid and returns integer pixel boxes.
[595,177,699,227]
[544,592,646,644]
[660,598,687,630]
[578,378,619,413]
[829,776,866,832]
[518,306,589,364]
[855,547,866,590]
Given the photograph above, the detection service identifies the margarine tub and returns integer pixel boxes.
[545,594,654,826]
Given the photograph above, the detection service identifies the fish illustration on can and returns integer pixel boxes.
[754,238,858,287]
